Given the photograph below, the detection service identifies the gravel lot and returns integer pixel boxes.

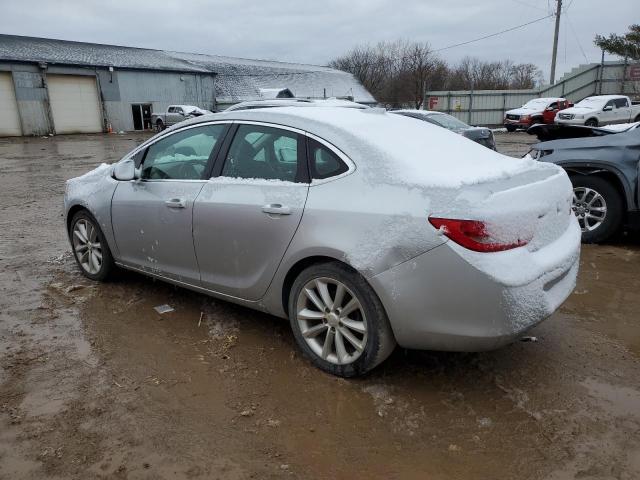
[1,131,639,479]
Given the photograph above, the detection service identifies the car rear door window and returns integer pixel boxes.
[221,124,304,182]
[141,124,225,180]
[614,98,629,108]
[308,138,348,180]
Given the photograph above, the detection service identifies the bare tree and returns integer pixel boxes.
[330,42,543,106]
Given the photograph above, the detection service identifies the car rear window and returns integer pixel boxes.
[308,138,348,180]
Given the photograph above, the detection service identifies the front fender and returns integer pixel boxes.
[559,161,635,209]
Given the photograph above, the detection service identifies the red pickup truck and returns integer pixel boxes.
[504,97,572,131]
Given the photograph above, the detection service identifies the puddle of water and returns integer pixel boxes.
[581,378,640,418]
[563,244,640,356]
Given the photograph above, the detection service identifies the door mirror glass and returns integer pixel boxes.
[113,158,136,181]
[603,105,613,111]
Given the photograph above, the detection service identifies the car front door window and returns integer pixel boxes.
[141,125,225,180]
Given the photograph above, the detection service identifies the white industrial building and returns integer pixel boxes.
[0,34,376,136]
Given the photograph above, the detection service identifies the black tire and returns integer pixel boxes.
[505,125,517,132]
[288,261,396,377]
[570,175,623,244]
[585,118,598,127]
[634,115,640,123]
[155,119,164,132]
[69,210,115,281]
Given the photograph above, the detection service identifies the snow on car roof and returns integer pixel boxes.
[203,107,544,188]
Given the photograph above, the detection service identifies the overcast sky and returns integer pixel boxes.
[1,0,636,80]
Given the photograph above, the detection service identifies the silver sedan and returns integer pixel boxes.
[64,107,581,377]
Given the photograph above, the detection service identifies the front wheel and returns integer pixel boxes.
[570,175,623,243]
[155,120,164,132]
[288,262,396,377]
[505,125,517,132]
[585,118,598,127]
[70,211,115,281]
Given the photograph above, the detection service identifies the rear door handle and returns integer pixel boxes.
[165,198,186,209]
[262,204,291,215]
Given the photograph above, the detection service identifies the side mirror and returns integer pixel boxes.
[603,105,613,111]
[113,158,136,181]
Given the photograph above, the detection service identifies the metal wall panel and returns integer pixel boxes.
[425,62,639,126]
[0,72,22,136]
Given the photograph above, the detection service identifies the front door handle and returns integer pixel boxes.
[262,204,291,215]
[165,198,186,209]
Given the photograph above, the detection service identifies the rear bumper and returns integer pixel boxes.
[369,222,581,351]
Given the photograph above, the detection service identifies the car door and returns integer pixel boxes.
[600,100,617,125]
[193,122,309,300]
[111,123,229,283]
[615,97,631,123]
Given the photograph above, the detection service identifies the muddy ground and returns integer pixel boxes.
[0,131,638,480]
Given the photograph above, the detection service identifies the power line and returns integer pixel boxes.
[566,11,589,63]
[433,14,554,53]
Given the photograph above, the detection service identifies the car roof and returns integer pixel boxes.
[225,98,369,112]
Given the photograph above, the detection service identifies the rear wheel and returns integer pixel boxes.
[585,118,598,127]
[70,211,115,281]
[505,125,517,132]
[288,262,396,377]
[570,175,623,243]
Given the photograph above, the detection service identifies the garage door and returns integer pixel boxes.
[0,72,22,137]
[47,75,103,134]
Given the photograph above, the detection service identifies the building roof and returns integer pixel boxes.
[0,34,376,104]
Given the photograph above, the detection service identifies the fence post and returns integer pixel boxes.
[502,92,506,123]
[468,92,473,125]
[447,93,451,114]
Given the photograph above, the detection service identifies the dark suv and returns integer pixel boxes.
[530,126,640,243]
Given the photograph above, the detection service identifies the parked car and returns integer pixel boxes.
[151,105,213,131]
[504,97,571,132]
[64,107,580,377]
[392,110,496,149]
[224,98,369,111]
[527,121,640,141]
[529,127,640,243]
[555,95,640,127]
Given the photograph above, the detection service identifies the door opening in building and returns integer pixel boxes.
[131,104,152,130]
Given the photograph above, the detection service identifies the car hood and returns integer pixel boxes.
[505,107,542,116]
[558,106,596,115]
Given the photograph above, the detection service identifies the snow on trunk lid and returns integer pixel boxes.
[434,163,573,253]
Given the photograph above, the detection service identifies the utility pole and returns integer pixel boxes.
[549,0,562,84]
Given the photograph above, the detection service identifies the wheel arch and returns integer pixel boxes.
[280,255,359,317]
[564,165,631,211]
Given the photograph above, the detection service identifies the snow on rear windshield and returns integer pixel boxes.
[277,107,541,188]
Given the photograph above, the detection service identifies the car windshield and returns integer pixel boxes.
[522,99,550,109]
[427,113,469,130]
[575,98,606,108]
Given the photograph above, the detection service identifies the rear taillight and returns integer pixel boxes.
[429,217,528,252]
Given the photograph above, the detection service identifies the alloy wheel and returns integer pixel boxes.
[296,277,368,365]
[572,186,607,232]
[72,218,103,275]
